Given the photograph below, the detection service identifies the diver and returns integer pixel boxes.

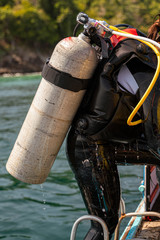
[66,15,160,239]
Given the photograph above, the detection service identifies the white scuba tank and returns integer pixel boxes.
[6,33,98,184]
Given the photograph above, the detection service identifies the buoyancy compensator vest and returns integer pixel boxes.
[72,28,160,151]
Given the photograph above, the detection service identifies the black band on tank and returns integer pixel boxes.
[41,60,90,92]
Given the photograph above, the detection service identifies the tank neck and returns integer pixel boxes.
[78,33,91,43]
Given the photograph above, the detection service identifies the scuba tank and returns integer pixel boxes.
[6,32,98,184]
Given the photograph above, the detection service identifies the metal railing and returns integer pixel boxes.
[70,215,110,240]
[114,211,160,240]
[70,197,160,240]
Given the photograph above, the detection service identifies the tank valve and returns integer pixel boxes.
[77,12,89,25]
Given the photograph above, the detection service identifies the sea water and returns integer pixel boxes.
[0,75,143,240]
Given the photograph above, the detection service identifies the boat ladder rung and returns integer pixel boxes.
[70,215,110,240]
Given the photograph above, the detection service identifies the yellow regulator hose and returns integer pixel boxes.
[99,23,160,126]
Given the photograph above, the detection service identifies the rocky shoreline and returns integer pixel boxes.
[0,43,51,76]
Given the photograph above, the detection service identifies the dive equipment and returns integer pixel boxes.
[6,12,160,184]
[6,33,98,184]
[6,12,160,240]
[77,12,160,126]
[66,13,160,239]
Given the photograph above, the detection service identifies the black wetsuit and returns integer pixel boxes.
[66,38,160,239]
